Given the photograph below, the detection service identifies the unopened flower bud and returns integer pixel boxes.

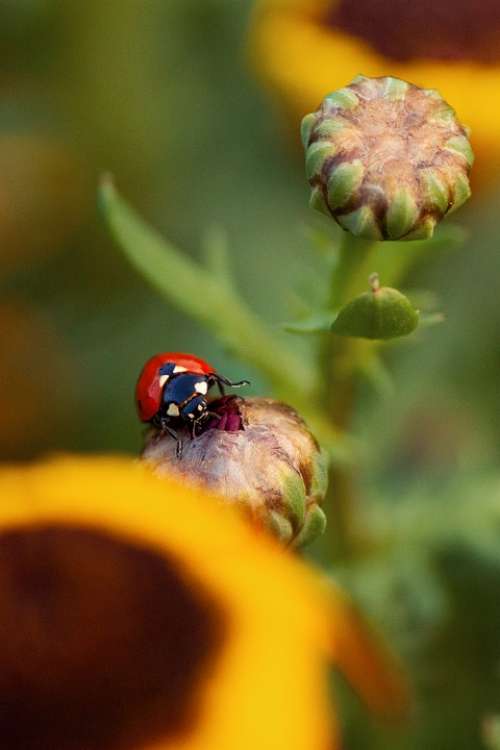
[302,75,473,240]
[331,273,419,339]
[142,396,328,548]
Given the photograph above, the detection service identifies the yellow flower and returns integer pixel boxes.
[0,455,408,750]
[250,0,500,185]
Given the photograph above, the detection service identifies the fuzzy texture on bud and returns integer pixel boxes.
[331,273,419,339]
[142,397,328,548]
[302,75,473,240]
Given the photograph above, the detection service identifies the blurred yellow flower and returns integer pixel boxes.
[250,0,500,185]
[0,455,408,750]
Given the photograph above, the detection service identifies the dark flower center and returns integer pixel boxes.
[326,0,500,62]
[0,524,226,750]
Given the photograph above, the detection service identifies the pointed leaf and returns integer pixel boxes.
[283,311,338,334]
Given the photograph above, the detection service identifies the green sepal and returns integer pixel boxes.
[309,186,330,216]
[309,448,329,499]
[385,189,418,239]
[293,505,327,549]
[282,473,307,531]
[327,159,364,210]
[266,511,294,544]
[382,76,409,101]
[324,87,359,110]
[403,215,436,240]
[305,141,334,180]
[422,170,450,214]
[430,101,456,125]
[445,135,474,166]
[350,74,369,84]
[331,284,419,340]
[448,172,472,213]
[422,87,443,101]
[337,205,382,240]
[314,118,347,140]
[300,113,316,149]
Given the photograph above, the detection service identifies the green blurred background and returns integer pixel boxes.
[1,1,500,748]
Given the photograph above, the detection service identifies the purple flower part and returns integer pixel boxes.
[216,412,228,431]
[225,412,243,432]
[205,395,244,432]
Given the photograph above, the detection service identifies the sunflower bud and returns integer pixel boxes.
[142,397,328,548]
[302,75,473,240]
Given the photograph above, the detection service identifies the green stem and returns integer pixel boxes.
[330,234,378,307]
[321,233,378,559]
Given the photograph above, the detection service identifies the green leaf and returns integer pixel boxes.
[418,312,445,329]
[283,310,338,334]
[404,288,441,312]
[201,224,232,288]
[98,176,316,400]
[403,290,444,328]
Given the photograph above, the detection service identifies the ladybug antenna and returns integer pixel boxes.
[213,374,250,388]
[211,373,250,398]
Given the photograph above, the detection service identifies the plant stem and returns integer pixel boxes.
[321,233,378,559]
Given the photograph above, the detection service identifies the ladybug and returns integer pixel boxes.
[136,352,249,454]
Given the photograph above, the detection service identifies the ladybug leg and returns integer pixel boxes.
[190,420,198,440]
[206,411,222,420]
[159,419,183,459]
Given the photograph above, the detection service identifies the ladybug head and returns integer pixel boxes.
[180,395,208,424]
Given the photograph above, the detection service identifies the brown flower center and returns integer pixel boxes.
[0,524,226,750]
[326,0,500,62]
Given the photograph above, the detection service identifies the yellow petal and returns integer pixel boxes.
[0,455,333,750]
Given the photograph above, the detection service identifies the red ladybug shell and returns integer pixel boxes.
[135,352,216,422]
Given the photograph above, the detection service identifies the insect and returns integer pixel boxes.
[136,352,249,455]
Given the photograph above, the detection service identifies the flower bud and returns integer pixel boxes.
[142,396,328,548]
[302,75,473,240]
[331,273,419,339]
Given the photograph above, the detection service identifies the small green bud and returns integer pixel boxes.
[142,397,328,548]
[301,75,473,240]
[331,273,419,339]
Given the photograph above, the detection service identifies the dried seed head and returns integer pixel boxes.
[302,75,473,240]
[142,397,328,549]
